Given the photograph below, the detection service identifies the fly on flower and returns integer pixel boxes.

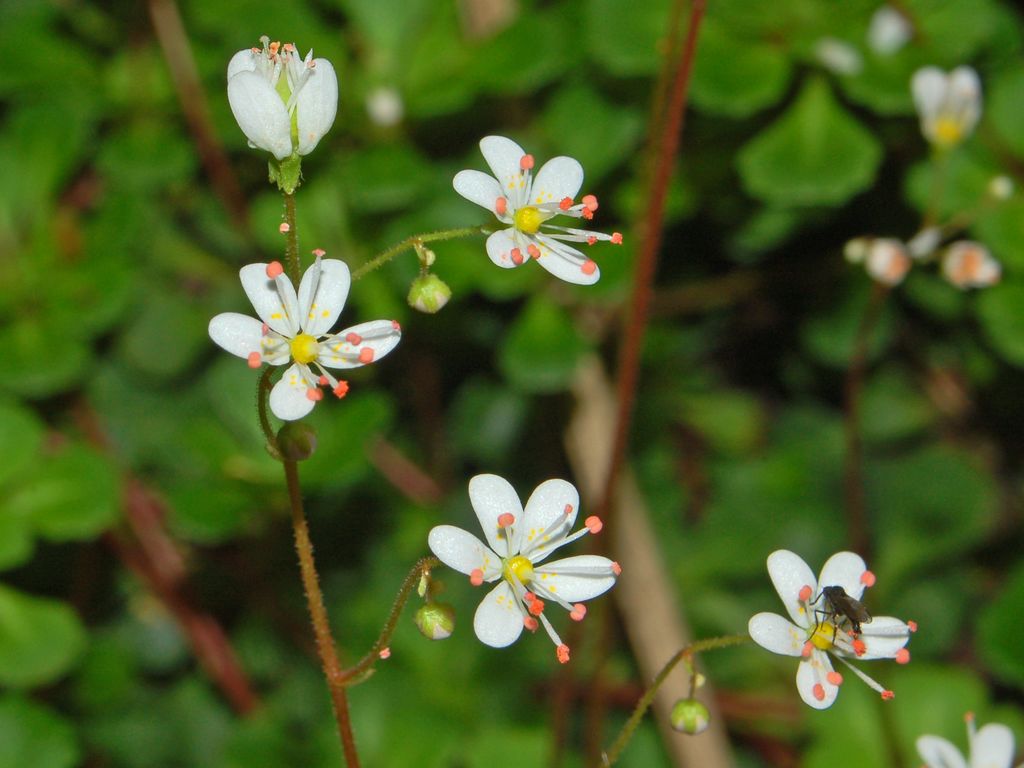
[208,255,401,421]
[917,713,1019,768]
[427,474,620,663]
[748,550,915,709]
[453,136,623,285]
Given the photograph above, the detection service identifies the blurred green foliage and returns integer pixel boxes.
[2,0,1024,765]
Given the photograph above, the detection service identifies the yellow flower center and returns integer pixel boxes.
[810,622,838,651]
[514,206,544,234]
[933,116,964,147]
[503,555,534,586]
[290,333,320,364]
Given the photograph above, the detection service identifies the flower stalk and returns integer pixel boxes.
[351,226,485,281]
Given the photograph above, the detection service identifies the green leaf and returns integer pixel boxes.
[801,283,894,368]
[0,695,78,768]
[677,389,765,456]
[0,399,43,487]
[0,318,92,399]
[860,367,935,443]
[977,562,1024,687]
[449,379,529,464]
[471,8,576,96]
[584,0,672,77]
[498,298,590,393]
[737,78,882,206]
[340,144,434,213]
[116,288,212,380]
[0,585,86,687]
[982,65,1024,159]
[977,281,1024,367]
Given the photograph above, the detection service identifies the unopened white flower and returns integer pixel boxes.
[208,255,401,421]
[912,66,982,149]
[428,474,620,663]
[453,136,623,285]
[865,238,912,286]
[989,175,1014,201]
[908,227,942,260]
[815,38,863,76]
[868,6,912,55]
[942,241,1001,289]
[918,713,1018,768]
[227,37,338,159]
[748,550,915,709]
[365,86,404,127]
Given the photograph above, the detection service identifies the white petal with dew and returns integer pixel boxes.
[480,135,528,203]
[298,258,349,336]
[240,263,300,337]
[317,319,401,369]
[296,58,338,156]
[473,581,525,648]
[855,616,911,659]
[530,156,584,205]
[208,313,263,359]
[269,363,316,421]
[468,474,524,556]
[917,736,968,768]
[747,612,805,657]
[427,525,500,579]
[227,49,258,79]
[912,67,948,121]
[970,723,1015,768]
[766,550,817,627]
[817,551,868,602]
[227,71,292,159]
[796,653,839,709]
[534,555,617,601]
[453,169,505,214]
[520,479,579,559]
[533,234,600,286]
[485,229,523,269]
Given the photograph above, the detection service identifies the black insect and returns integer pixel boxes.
[812,585,872,639]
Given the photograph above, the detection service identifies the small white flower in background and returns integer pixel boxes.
[365,86,404,127]
[227,37,338,159]
[912,66,982,149]
[453,135,623,286]
[868,6,912,55]
[865,238,912,286]
[748,549,915,709]
[814,38,863,76]
[942,241,1001,289]
[917,713,1018,768]
[907,227,942,260]
[208,255,401,421]
[428,474,620,663]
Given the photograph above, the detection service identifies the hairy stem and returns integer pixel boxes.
[351,227,486,280]
[283,191,301,284]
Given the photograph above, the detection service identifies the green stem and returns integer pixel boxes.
[340,556,440,684]
[351,227,485,281]
[283,191,301,284]
[922,147,950,230]
[599,634,749,767]
[257,367,279,455]
[283,459,361,767]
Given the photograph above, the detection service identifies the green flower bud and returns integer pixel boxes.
[276,421,317,461]
[414,602,455,640]
[407,273,452,314]
[670,698,710,735]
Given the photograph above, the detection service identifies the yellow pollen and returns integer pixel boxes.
[503,555,534,586]
[933,116,964,147]
[290,333,319,364]
[514,206,545,235]
[810,623,838,651]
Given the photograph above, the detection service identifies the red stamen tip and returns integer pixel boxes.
[527,244,541,259]
[826,671,843,686]
[524,617,538,631]
[279,222,290,233]
[582,194,599,211]
[312,248,326,257]
[798,585,813,602]
[860,570,877,587]
[801,641,814,659]
[520,154,534,171]
[318,375,329,386]
[907,620,918,633]
[495,197,508,216]
[581,259,597,275]
[358,348,375,364]
[896,649,911,665]
[611,232,623,244]
[266,261,284,279]
[585,516,603,534]
[852,639,867,657]
[306,387,323,401]
[497,513,515,528]
[611,561,622,576]
[247,352,262,369]
[510,248,524,265]
[346,333,362,344]
[469,568,484,586]
[559,197,573,211]
[564,504,573,516]
[556,644,570,664]
[570,603,587,622]
[881,690,895,701]
[333,381,349,398]
[812,683,825,701]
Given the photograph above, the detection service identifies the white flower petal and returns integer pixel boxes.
[868,6,912,55]
[766,550,817,627]
[473,581,524,648]
[530,156,584,206]
[427,525,501,579]
[239,263,300,337]
[533,234,600,285]
[269,363,316,421]
[227,70,293,160]
[298,258,350,336]
[917,735,968,768]
[912,67,948,121]
[796,653,840,709]
[227,48,258,79]
[519,479,579,559]
[317,319,401,369]
[950,66,982,113]
[208,312,264,359]
[533,555,616,601]
[485,229,524,269]
[453,169,506,215]
[748,612,805,657]
[468,474,524,556]
[970,724,1014,768]
[817,551,868,602]
[856,616,911,659]
[296,58,338,156]
[480,135,528,199]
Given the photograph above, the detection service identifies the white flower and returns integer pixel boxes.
[912,66,982,149]
[868,6,912,55]
[942,241,1001,289]
[814,38,863,76]
[865,238,912,286]
[208,255,401,421]
[918,713,1018,768]
[748,550,915,709]
[427,474,620,663]
[365,86,404,127]
[227,37,338,159]
[452,136,623,286]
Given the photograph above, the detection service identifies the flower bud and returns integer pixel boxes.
[407,274,452,314]
[415,602,455,640]
[276,421,317,461]
[988,175,1014,200]
[670,698,710,735]
[844,237,869,264]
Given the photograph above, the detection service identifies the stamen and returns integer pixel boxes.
[611,562,622,576]
[812,683,826,701]
[261,323,270,335]
[564,504,573,515]
[511,248,524,265]
[860,570,876,587]
[570,603,587,621]
[247,352,262,368]
[798,585,813,602]
[306,387,323,401]
[470,569,484,586]
[559,197,573,211]
[524,616,538,631]
[582,260,597,276]
[358,348,375,364]
[582,194,599,212]
[907,620,918,632]
[520,154,535,171]
[318,375,329,385]
[556,644,570,664]
[581,208,594,221]
[266,261,284,279]
[312,248,326,257]
[585,516,603,534]
[801,641,814,658]
[587,236,597,246]
[895,649,910,665]
[881,690,895,700]
[527,244,541,259]
[279,222,290,233]
[333,381,349,398]
[495,197,508,216]
[611,232,623,244]
[528,598,545,616]
[827,671,843,686]
[498,513,516,528]
[391,320,401,331]
[852,638,867,656]
[346,332,362,344]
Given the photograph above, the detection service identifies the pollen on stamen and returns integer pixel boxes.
[801,641,814,658]
[495,197,508,216]
[559,197,573,211]
[881,690,895,701]
[798,585,813,602]
[895,649,911,665]
[527,244,541,259]
[312,248,326,257]
[358,348,375,364]
[247,352,262,369]
[581,208,594,221]
[391,320,401,331]
[826,671,843,686]
[333,381,349,398]
[279,223,290,234]
[528,599,545,616]
[524,617,539,631]
[306,387,323,401]
[611,561,622,576]
[907,620,918,633]
[520,154,535,171]
[261,323,269,336]
[523,592,536,603]
[812,683,826,701]
[570,603,587,622]
[556,644,570,664]
[378,647,391,660]
[581,260,597,276]
[587,236,597,246]
[860,570,877,587]
[611,232,624,245]
[318,375,329,386]
[510,248,524,265]
[498,513,516,528]
[582,194,599,212]
[585,516,603,534]
[852,638,867,657]
[266,261,284,279]
[346,332,362,344]
[564,504,573,515]
[470,569,484,586]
